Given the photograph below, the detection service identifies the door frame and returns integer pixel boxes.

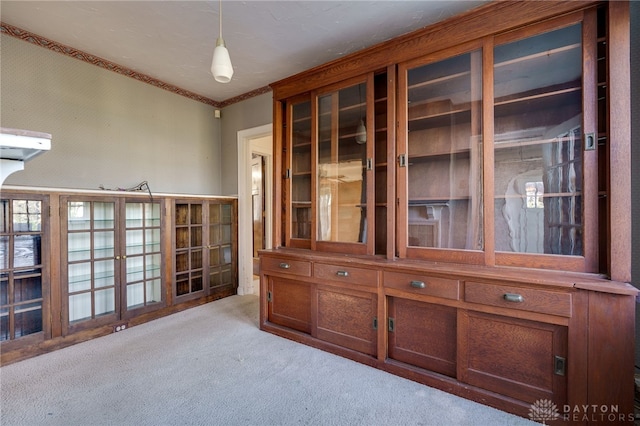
[237,124,273,295]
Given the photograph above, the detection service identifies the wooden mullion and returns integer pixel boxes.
[482,36,495,267]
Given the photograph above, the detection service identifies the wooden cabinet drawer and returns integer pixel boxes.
[314,263,378,288]
[384,272,460,300]
[465,281,571,317]
[261,257,311,277]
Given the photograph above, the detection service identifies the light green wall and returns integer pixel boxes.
[1,34,222,195]
[219,92,273,196]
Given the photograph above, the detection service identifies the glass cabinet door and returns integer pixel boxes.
[287,97,312,247]
[123,202,162,311]
[208,201,235,291]
[493,23,583,258]
[400,48,483,256]
[66,200,117,325]
[174,202,204,298]
[0,196,46,342]
[316,79,370,252]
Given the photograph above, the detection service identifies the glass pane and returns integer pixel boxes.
[95,288,115,316]
[1,274,8,305]
[222,268,232,285]
[145,229,160,253]
[146,279,161,303]
[317,82,368,243]
[221,224,231,244]
[68,262,92,292]
[94,259,115,288]
[68,232,91,262]
[221,204,231,224]
[0,236,8,269]
[176,228,189,249]
[14,235,41,267]
[15,302,42,337]
[126,203,144,228]
[191,227,202,247]
[191,249,203,269]
[0,306,8,341]
[210,225,221,245]
[176,252,188,273]
[210,270,221,287]
[127,282,144,309]
[175,204,188,226]
[69,292,92,322]
[406,50,483,250]
[176,273,189,296]
[126,230,144,255]
[94,202,115,229]
[126,256,144,283]
[145,203,161,227]
[13,200,41,232]
[68,202,91,230]
[291,100,312,240]
[209,247,220,266]
[222,245,231,265]
[191,274,203,292]
[146,254,161,278]
[190,204,202,224]
[16,235,41,267]
[94,231,114,258]
[0,200,8,232]
[210,203,221,224]
[493,24,583,255]
[14,271,42,302]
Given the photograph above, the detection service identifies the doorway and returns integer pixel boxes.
[237,124,273,296]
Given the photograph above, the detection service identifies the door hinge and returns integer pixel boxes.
[372,317,377,330]
[267,291,272,302]
[398,154,406,168]
[285,169,291,179]
[388,317,395,332]
[554,355,566,376]
[366,158,373,171]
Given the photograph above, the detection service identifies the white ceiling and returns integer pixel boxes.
[0,1,487,104]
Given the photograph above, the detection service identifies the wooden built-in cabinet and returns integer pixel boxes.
[262,1,636,423]
[0,190,238,364]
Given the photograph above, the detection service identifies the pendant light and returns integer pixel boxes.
[211,0,233,83]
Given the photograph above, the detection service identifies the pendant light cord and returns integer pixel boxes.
[219,0,223,39]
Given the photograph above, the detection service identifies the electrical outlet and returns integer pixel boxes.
[113,323,128,332]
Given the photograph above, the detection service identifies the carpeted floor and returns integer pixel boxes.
[0,295,539,426]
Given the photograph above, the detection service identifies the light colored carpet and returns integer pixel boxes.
[0,295,539,426]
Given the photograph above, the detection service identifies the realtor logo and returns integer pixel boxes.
[529,399,560,424]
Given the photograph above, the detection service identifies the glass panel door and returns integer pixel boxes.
[208,202,235,290]
[493,24,583,256]
[67,200,117,324]
[289,98,312,245]
[0,197,45,341]
[124,202,162,310]
[175,202,204,298]
[317,81,368,245]
[404,50,483,250]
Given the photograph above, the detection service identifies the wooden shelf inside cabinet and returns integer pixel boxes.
[494,83,580,118]
[408,107,471,132]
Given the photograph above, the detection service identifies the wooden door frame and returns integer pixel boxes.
[237,124,273,295]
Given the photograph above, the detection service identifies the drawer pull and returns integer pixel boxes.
[410,280,426,289]
[279,262,290,269]
[336,270,349,277]
[503,293,524,303]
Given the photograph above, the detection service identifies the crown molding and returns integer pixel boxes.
[1,22,271,108]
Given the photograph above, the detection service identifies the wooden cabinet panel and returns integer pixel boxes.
[316,286,377,356]
[384,271,459,300]
[267,276,311,334]
[261,257,311,277]
[388,297,457,377]
[465,281,571,317]
[459,310,567,405]
[314,263,378,288]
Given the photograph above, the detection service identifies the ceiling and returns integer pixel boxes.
[0,1,488,105]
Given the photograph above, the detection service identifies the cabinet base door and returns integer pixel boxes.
[316,287,377,356]
[267,277,311,334]
[388,298,457,377]
[459,310,567,405]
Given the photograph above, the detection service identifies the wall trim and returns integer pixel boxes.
[0,21,271,108]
